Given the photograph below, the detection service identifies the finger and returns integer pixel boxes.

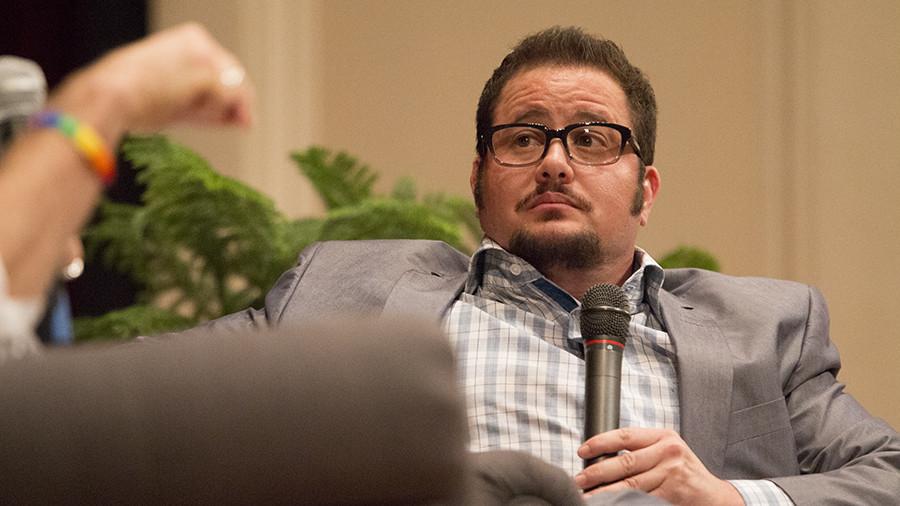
[193,80,252,125]
[588,464,669,498]
[578,427,677,459]
[575,445,664,490]
[201,50,254,122]
[220,79,255,127]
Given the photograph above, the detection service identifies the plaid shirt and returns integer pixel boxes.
[443,238,792,505]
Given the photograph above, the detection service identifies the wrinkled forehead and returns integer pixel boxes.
[494,64,632,127]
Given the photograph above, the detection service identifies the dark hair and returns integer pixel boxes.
[475,26,657,165]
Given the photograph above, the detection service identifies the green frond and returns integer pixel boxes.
[73,304,195,342]
[319,199,464,251]
[422,193,481,253]
[658,245,721,272]
[391,177,417,201]
[290,146,377,209]
[84,135,323,331]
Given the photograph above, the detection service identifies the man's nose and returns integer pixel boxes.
[535,139,574,184]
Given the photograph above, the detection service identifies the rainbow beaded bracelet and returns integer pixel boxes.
[29,111,116,186]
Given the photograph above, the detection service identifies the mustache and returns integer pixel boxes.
[514,182,594,212]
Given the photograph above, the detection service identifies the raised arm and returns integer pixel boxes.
[0,23,253,300]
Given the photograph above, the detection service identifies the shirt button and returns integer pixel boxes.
[509,264,522,276]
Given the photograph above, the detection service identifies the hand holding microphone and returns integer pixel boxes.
[576,286,743,504]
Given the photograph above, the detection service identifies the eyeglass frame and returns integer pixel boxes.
[479,121,644,167]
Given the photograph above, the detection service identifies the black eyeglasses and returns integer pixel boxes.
[481,122,643,167]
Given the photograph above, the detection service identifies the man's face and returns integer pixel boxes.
[471,65,659,271]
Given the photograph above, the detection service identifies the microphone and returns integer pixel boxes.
[0,56,47,155]
[581,283,631,468]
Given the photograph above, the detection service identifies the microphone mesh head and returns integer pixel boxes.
[0,57,46,157]
[580,283,631,339]
[0,56,47,121]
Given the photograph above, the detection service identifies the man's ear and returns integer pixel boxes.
[639,165,661,226]
[470,157,480,193]
[470,157,483,210]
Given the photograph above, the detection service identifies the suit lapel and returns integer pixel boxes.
[657,290,733,476]
[381,269,467,321]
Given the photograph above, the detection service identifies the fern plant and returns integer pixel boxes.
[76,136,479,340]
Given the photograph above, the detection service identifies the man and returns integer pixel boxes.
[195,27,899,504]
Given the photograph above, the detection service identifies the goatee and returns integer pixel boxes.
[508,227,604,273]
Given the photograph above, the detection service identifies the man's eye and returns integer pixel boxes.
[574,133,595,147]
[514,134,537,146]
[573,130,614,149]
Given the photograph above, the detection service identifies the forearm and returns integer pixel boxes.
[0,68,123,298]
[0,134,102,297]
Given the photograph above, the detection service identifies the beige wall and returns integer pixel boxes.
[153,0,900,427]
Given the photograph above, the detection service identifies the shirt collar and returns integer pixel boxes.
[621,247,666,317]
[464,237,577,311]
[464,237,539,292]
[465,237,665,315]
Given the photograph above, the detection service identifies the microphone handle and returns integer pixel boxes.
[583,338,623,468]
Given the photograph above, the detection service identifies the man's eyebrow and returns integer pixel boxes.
[511,110,550,124]
[509,110,613,125]
[572,111,610,123]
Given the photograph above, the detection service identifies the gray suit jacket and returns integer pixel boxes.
[200,239,900,504]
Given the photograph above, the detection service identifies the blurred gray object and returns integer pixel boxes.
[0,320,467,504]
[0,55,46,156]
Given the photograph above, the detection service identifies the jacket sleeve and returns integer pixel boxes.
[150,243,325,340]
[770,286,900,505]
